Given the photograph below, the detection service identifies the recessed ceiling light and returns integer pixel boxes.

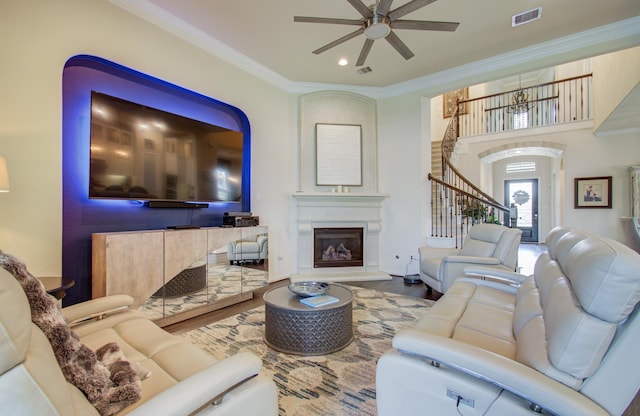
[338,58,348,66]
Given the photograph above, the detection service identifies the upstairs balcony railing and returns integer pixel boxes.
[457,73,592,137]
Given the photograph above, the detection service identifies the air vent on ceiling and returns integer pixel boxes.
[512,7,542,27]
[357,66,373,75]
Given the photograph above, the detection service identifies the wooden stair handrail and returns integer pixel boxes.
[428,173,509,214]
[440,104,507,210]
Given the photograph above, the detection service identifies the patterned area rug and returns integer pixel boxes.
[181,286,433,415]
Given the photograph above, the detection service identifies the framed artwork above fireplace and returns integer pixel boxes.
[315,123,362,186]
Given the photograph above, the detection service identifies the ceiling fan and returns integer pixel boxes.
[294,0,460,67]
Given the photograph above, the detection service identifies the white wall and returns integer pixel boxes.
[0,0,294,280]
[454,128,640,242]
[377,92,428,276]
[1,0,638,284]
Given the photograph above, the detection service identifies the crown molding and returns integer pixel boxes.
[109,0,294,91]
[381,15,640,98]
[110,1,640,99]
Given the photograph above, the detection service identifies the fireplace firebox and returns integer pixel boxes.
[314,227,364,268]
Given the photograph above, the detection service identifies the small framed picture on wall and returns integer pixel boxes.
[443,88,469,118]
[574,176,612,209]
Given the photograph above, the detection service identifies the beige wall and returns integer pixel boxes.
[426,49,640,243]
[454,128,640,242]
[377,91,428,275]
[592,46,640,130]
[1,1,639,281]
[0,0,293,279]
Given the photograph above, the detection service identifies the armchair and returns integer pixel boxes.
[227,234,268,265]
[377,227,640,415]
[0,257,278,415]
[418,223,522,293]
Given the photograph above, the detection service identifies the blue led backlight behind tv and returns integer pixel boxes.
[61,55,251,305]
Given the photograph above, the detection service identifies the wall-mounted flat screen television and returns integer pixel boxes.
[89,91,243,204]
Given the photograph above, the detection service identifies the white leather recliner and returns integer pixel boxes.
[227,234,268,265]
[419,223,522,293]
[0,266,278,415]
[378,226,640,415]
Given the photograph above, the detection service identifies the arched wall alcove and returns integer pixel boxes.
[62,55,251,305]
[298,90,378,193]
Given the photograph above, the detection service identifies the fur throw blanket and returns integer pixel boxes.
[0,250,142,415]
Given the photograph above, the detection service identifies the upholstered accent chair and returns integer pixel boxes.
[418,223,522,293]
[227,234,268,265]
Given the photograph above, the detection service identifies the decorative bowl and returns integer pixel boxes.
[288,281,329,297]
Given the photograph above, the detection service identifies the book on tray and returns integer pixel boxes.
[300,295,339,308]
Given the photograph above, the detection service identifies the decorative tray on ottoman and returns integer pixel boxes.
[288,281,329,297]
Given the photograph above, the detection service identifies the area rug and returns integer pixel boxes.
[181,286,433,415]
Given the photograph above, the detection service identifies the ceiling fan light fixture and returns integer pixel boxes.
[295,0,459,67]
[364,15,391,39]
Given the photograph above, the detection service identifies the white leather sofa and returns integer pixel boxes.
[227,234,268,265]
[419,223,522,293]
[378,226,640,415]
[0,267,278,415]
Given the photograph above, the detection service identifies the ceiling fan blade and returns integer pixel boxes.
[312,28,365,55]
[356,38,375,66]
[294,16,363,26]
[376,0,394,16]
[388,0,438,21]
[391,19,459,31]
[346,0,374,18]
[385,31,414,60]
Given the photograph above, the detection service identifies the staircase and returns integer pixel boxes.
[431,140,443,179]
[428,74,593,249]
[429,104,509,249]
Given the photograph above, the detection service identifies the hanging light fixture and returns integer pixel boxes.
[507,74,531,114]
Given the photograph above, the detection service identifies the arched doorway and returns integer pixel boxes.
[479,142,565,243]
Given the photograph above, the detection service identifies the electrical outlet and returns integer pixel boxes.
[447,388,475,408]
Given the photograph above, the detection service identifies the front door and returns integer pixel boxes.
[505,179,539,243]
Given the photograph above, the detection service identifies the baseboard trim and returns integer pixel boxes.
[290,271,393,283]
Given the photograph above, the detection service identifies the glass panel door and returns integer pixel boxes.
[505,179,538,243]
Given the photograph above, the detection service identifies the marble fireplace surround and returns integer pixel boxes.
[292,192,389,282]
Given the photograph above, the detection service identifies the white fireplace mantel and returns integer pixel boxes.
[293,192,388,202]
[293,192,388,277]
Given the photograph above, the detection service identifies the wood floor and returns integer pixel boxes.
[164,243,546,335]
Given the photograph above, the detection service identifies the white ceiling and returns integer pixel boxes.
[112,0,640,134]
[114,0,640,91]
